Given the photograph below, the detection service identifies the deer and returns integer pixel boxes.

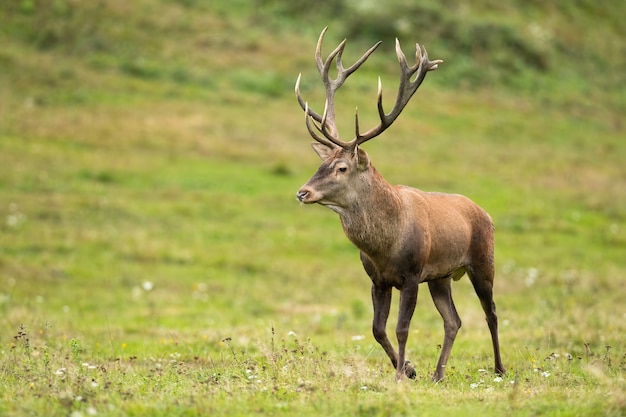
[295,27,505,382]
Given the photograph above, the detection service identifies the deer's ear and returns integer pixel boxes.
[311,142,334,160]
[355,146,370,170]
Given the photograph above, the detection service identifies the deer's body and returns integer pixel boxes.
[296,28,504,381]
[354,188,491,286]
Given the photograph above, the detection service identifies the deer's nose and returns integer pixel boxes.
[296,189,309,202]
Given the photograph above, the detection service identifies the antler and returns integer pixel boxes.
[295,27,381,149]
[356,39,442,146]
[295,27,443,151]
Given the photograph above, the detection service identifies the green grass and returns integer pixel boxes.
[1,1,625,416]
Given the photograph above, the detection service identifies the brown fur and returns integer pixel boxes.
[297,147,505,381]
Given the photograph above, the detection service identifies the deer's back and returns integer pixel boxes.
[396,186,494,282]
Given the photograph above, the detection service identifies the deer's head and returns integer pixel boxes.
[295,27,442,211]
[296,144,371,212]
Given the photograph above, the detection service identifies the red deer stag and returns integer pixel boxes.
[295,27,505,382]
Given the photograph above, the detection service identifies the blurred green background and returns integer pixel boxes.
[0,1,624,416]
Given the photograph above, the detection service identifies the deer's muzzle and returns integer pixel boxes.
[296,189,310,203]
[296,186,321,204]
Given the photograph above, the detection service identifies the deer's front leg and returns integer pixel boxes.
[428,277,461,382]
[371,284,399,371]
[396,280,419,381]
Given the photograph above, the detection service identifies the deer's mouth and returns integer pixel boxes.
[297,188,344,214]
[319,201,344,214]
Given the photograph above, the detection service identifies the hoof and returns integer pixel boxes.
[431,366,445,384]
[431,373,444,383]
[404,360,417,379]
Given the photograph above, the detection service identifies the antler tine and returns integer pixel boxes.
[318,38,348,82]
[341,41,382,80]
[314,27,347,142]
[303,101,340,149]
[295,73,323,122]
[354,39,442,147]
[315,28,381,86]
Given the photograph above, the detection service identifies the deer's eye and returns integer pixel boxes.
[338,166,347,172]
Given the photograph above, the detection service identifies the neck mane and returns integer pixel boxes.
[338,167,403,256]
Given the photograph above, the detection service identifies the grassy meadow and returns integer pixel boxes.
[1,1,625,416]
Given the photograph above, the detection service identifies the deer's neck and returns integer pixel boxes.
[338,168,403,256]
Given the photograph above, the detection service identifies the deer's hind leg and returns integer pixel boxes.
[467,261,505,376]
[428,277,462,382]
